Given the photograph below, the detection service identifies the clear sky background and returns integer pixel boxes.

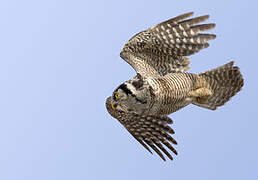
[0,0,257,179]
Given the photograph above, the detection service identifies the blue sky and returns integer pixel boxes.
[0,0,257,179]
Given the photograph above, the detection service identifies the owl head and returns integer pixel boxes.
[110,74,152,114]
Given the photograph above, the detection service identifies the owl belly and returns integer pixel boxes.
[148,73,196,115]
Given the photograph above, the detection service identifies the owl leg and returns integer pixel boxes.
[189,87,212,104]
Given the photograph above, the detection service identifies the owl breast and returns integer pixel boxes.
[147,73,197,115]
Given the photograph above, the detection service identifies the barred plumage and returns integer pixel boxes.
[196,61,244,110]
[121,12,216,76]
[106,12,244,161]
[106,97,177,161]
[148,73,196,115]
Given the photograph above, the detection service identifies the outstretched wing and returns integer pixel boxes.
[106,97,177,161]
[120,12,216,77]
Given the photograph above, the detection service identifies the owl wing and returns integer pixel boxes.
[106,97,177,161]
[120,12,216,77]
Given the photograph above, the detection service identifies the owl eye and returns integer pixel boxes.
[113,92,119,101]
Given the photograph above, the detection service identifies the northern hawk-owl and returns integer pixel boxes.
[105,12,244,161]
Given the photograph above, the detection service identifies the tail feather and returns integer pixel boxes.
[193,61,244,110]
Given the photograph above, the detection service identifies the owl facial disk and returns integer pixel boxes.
[117,83,133,96]
[111,83,134,111]
[112,83,133,101]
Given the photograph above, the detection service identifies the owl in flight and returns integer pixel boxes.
[105,12,244,161]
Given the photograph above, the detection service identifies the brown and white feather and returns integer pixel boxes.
[106,97,177,161]
[120,12,216,77]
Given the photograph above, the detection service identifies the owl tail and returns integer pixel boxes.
[193,61,244,110]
